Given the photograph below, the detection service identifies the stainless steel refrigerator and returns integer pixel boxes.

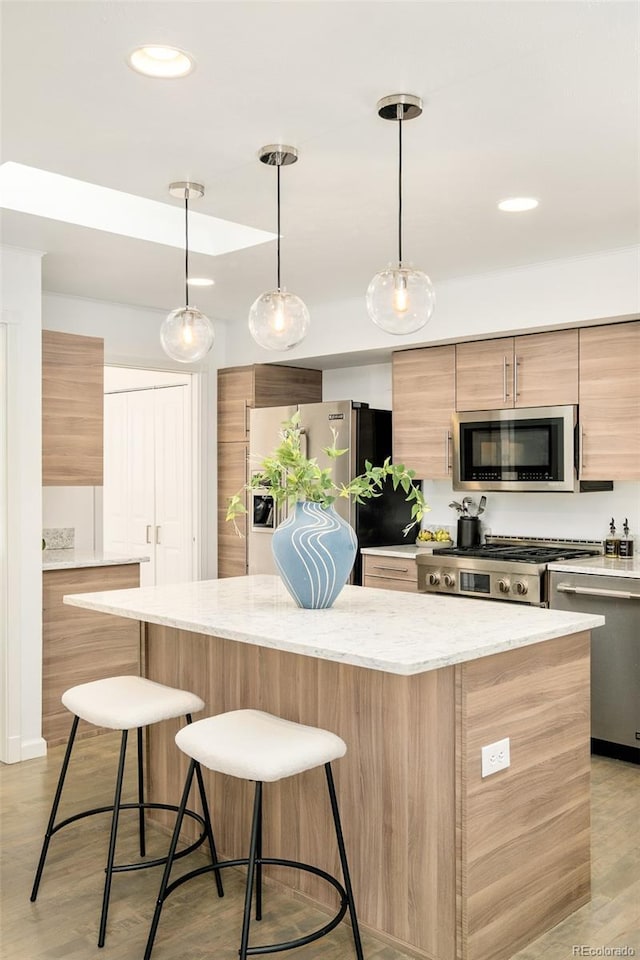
[248,400,414,583]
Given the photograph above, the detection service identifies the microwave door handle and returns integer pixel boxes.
[445,429,452,474]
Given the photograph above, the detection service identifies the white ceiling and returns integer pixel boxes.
[1,1,638,325]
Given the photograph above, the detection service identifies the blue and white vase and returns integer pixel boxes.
[272,501,357,609]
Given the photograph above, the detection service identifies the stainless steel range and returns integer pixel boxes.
[417,536,602,606]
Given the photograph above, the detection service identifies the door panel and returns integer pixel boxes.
[154,386,191,585]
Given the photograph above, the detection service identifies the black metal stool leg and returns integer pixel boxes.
[137,726,146,858]
[97,729,128,948]
[325,763,364,960]
[144,760,196,960]
[193,760,225,898]
[239,781,263,960]
[255,782,263,921]
[30,714,80,902]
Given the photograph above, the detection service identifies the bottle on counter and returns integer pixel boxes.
[604,517,619,558]
[618,518,634,559]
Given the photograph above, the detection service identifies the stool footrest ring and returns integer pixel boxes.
[50,802,207,872]
[158,857,348,955]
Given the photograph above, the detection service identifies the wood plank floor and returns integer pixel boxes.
[1,733,638,960]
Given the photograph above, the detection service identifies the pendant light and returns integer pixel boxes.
[366,94,435,334]
[249,145,310,351]
[160,181,215,363]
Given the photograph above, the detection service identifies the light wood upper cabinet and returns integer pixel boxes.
[514,329,579,406]
[42,330,104,485]
[579,321,640,480]
[217,364,322,442]
[456,330,579,411]
[217,363,322,577]
[455,338,514,411]
[392,345,455,479]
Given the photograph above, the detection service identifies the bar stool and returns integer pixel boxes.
[144,708,364,960]
[30,675,224,947]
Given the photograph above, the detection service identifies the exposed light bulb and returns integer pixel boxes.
[393,274,409,314]
[181,319,194,345]
[273,301,286,333]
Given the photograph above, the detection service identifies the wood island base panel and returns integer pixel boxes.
[144,624,591,960]
[64,577,601,960]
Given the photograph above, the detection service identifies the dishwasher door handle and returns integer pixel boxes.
[556,583,640,601]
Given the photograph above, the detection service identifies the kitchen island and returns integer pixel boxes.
[65,576,603,960]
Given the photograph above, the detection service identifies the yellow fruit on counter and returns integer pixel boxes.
[416,529,433,541]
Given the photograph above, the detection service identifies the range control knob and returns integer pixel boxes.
[429,572,441,586]
[443,573,456,588]
[513,580,528,596]
[497,578,511,594]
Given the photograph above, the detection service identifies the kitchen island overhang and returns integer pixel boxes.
[64,577,603,960]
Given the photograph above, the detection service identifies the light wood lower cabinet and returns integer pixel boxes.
[42,564,141,746]
[362,554,418,592]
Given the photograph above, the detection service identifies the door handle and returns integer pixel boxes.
[372,565,409,573]
[155,525,161,545]
[556,583,640,600]
[514,356,520,400]
[146,525,152,544]
[503,357,510,402]
[445,430,452,474]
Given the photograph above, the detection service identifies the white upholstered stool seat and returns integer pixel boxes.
[144,708,362,960]
[32,675,221,950]
[62,676,205,730]
[175,709,346,782]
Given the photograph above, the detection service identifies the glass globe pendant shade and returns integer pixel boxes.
[160,306,215,362]
[248,289,310,351]
[366,263,435,335]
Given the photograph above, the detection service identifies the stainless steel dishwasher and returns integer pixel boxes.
[550,570,639,763]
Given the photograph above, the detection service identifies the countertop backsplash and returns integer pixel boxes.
[421,479,640,544]
[42,527,74,550]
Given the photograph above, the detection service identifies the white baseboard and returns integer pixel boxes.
[19,737,48,762]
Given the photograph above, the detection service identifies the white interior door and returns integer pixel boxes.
[103,380,193,587]
[154,386,191,585]
[127,390,156,586]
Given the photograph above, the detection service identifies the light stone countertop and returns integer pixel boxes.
[43,549,150,571]
[360,543,452,560]
[547,554,640,579]
[64,575,604,676]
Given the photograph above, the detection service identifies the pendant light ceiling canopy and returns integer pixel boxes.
[248,145,310,352]
[160,181,215,363]
[366,93,435,335]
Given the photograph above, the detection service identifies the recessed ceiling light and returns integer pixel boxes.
[498,197,539,213]
[187,277,215,287]
[127,45,194,79]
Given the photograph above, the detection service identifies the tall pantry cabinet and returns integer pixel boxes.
[217,364,322,578]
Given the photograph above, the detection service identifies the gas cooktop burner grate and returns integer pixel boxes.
[433,545,596,563]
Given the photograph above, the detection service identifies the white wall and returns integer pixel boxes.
[1,246,46,763]
[224,246,640,367]
[323,363,392,408]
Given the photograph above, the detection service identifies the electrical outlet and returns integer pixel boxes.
[481,737,510,777]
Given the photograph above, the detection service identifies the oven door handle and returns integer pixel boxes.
[555,583,640,601]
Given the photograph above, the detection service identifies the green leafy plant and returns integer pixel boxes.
[226,412,429,537]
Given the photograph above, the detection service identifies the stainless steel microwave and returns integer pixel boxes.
[452,405,578,492]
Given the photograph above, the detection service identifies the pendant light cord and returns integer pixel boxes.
[184,193,190,308]
[398,109,403,266]
[276,162,281,291]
